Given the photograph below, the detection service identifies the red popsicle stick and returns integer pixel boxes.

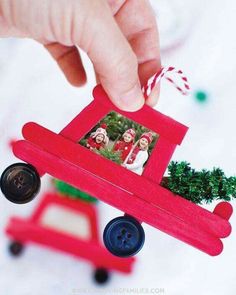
[14,140,226,256]
[20,123,231,239]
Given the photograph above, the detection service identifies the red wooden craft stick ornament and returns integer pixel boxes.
[0,67,233,258]
[6,192,135,284]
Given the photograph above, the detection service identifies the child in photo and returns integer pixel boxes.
[86,124,109,151]
[113,128,136,162]
[123,132,153,175]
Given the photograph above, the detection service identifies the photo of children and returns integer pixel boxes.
[79,112,159,175]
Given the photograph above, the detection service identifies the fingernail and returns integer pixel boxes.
[116,84,145,112]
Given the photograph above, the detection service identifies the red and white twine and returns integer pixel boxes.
[142,66,190,99]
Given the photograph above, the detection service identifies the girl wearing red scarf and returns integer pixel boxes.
[113,128,136,162]
[123,132,153,175]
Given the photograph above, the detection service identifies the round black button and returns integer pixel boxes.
[103,216,145,257]
[0,163,41,204]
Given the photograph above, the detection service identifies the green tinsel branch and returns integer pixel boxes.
[162,161,236,204]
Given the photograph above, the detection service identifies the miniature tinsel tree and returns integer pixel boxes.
[162,161,236,204]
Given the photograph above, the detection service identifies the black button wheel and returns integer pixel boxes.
[103,216,145,257]
[8,241,24,257]
[93,268,110,284]
[0,163,41,204]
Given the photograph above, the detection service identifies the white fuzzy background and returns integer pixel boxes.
[0,0,236,294]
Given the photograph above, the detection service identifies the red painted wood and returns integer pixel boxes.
[61,82,184,143]
[14,140,226,256]
[59,99,111,142]
[30,193,99,242]
[6,217,134,273]
[58,85,187,182]
[20,124,231,238]
[213,202,233,221]
[143,137,177,183]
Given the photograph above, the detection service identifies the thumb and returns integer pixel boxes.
[76,1,145,111]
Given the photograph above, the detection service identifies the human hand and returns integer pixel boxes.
[0,0,161,111]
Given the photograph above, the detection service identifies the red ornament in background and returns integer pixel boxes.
[6,191,135,284]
